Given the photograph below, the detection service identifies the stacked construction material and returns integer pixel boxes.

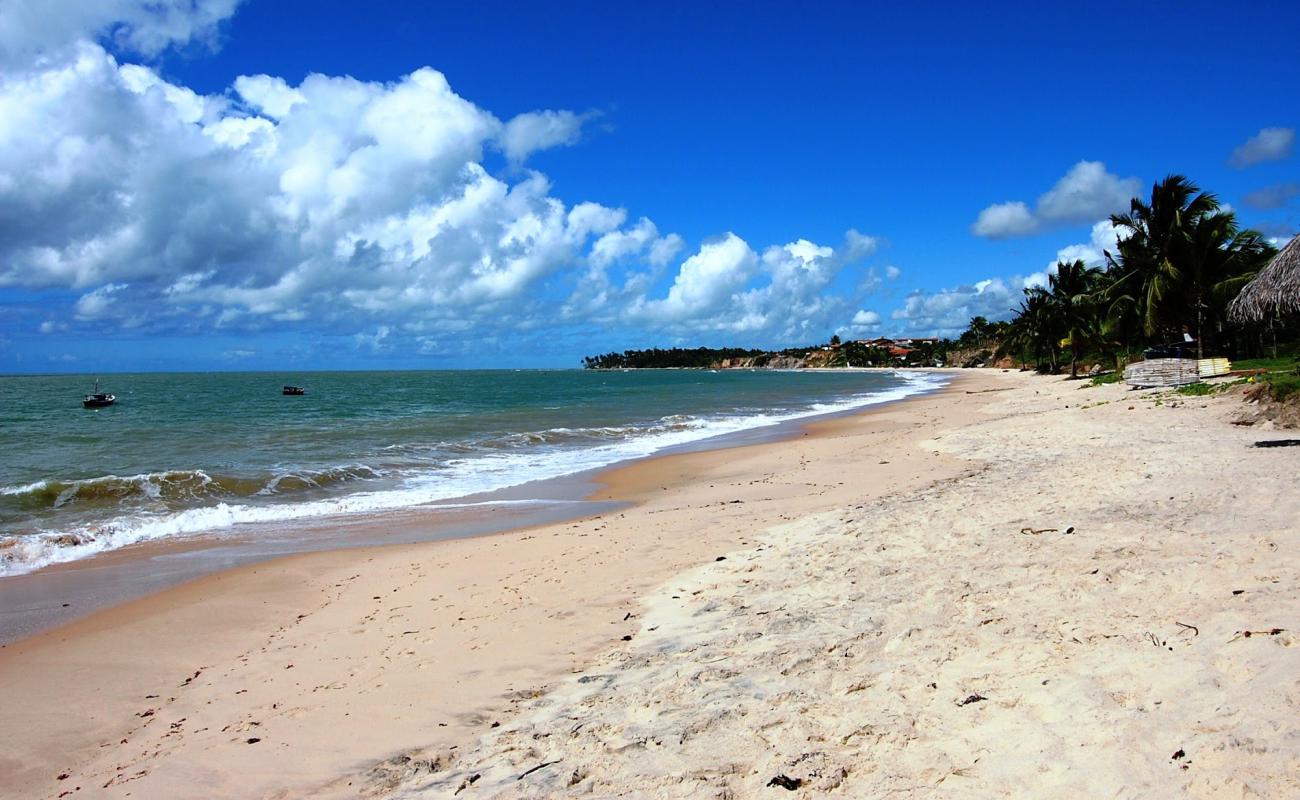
[1197,357,1231,378]
[1123,358,1203,388]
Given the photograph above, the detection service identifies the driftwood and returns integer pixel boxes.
[518,760,562,780]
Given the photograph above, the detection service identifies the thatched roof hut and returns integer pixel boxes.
[1229,234,1300,323]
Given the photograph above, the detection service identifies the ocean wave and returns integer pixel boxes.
[1,464,387,513]
[0,371,947,577]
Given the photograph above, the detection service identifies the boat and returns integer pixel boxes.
[83,379,115,408]
[282,385,306,396]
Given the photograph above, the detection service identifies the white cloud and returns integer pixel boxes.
[1023,219,1125,289]
[0,7,890,355]
[499,109,595,164]
[972,161,1139,238]
[74,282,126,319]
[0,0,243,65]
[884,265,901,280]
[234,74,305,119]
[1048,219,1124,269]
[842,229,879,260]
[633,233,758,323]
[972,201,1037,238]
[891,278,1021,336]
[1229,127,1295,168]
[1242,182,1299,210]
[354,325,392,353]
[1035,162,1140,223]
[623,228,882,341]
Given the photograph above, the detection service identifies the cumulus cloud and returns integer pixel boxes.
[1229,127,1295,168]
[500,109,596,164]
[233,73,305,119]
[841,308,883,338]
[890,278,1022,336]
[0,0,243,65]
[631,234,758,323]
[623,230,882,341]
[1242,182,1299,211]
[0,44,623,342]
[0,12,889,357]
[972,161,1140,238]
[972,201,1036,238]
[1021,219,1126,288]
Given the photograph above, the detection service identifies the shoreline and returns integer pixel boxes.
[0,370,976,798]
[5,369,1292,798]
[0,369,948,644]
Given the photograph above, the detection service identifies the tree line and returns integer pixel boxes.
[582,347,771,369]
[995,174,1289,377]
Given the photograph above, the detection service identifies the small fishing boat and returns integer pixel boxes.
[283,385,306,396]
[83,379,116,408]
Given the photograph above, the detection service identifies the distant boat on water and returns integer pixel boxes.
[83,379,115,408]
[283,385,306,396]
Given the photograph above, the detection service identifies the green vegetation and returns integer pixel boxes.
[994,175,1293,375]
[1175,382,1216,396]
[1088,372,1123,386]
[1260,372,1300,401]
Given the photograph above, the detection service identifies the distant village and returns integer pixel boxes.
[825,337,941,360]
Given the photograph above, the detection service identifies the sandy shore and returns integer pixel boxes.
[2,370,1297,799]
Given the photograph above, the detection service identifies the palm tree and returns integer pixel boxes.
[1106,174,1220,341]
[1180,214,1276,356]
[1004,287,1059,372]
[1049,259,1103,377]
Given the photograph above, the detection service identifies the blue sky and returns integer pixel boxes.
[0,0,1297,372]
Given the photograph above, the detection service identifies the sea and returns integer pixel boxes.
[0,369,945,577]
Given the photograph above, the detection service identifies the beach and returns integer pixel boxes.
[1,369,1297,799]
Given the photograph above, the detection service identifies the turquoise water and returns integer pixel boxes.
[0,369,942,574]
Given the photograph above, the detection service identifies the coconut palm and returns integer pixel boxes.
[1049,259,1103,377]
[1105,175,1220,340]
[1181,216,1276,355]
[1003,287,1059,372]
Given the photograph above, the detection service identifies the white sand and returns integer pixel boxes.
[388,372,1300,799]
